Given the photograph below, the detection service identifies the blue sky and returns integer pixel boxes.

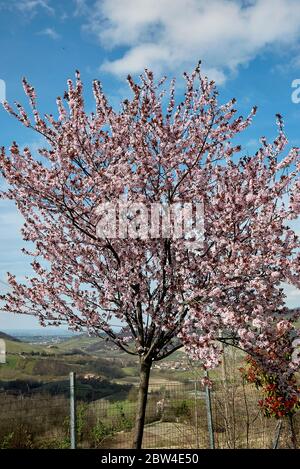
[0,0,300,330]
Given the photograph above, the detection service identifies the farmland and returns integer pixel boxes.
[0,331,196,387]
[0,331,299,449]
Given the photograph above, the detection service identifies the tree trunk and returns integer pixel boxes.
[132,358,152,449]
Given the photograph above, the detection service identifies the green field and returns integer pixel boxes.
[1,330,298,449]
[0,330,245,391]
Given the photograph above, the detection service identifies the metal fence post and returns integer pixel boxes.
[205,371,215,449]
[0,339,6,364]
[272,419,282,449]
[194,380,199,448]
[70,372,77,449]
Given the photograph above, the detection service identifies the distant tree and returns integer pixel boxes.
[1,64,300,448]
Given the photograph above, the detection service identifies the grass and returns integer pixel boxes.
[4,339,44,354]
[53,335,100,352]
[1,337,299,449]
[1,332,299,449]
[0,334,129,383]
[122,367,137,377]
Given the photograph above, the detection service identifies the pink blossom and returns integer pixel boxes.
[0,65,299,398]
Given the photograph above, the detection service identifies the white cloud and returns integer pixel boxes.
[37,27,60,40]
[80,0,300,82]
[12,0,54,15]
[0,0,55,18]
[73,0,89,16]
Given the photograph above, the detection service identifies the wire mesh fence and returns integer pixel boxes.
[0,390,70,448]
[86,381,208,449]
[0,375,299,449]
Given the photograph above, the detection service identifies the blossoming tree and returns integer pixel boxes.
[1,65,300,448]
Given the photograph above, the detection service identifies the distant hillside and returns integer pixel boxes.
[0,331,20,342]
[55,334,101,352]
[2,338,45,355]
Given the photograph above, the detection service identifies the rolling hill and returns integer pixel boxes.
[0,331,20,342]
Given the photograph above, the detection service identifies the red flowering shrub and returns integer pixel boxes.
[240,355,300,418]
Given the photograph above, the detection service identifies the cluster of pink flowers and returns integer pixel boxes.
[0,65,300,394]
